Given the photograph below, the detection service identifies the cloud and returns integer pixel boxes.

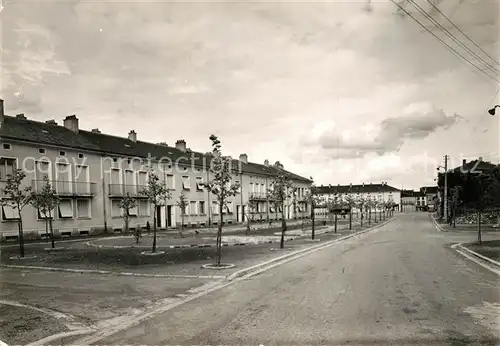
[306,104,462,159]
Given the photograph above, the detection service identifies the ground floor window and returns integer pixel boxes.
[76,199,91,219]
[58,199,73,219]
[1,204,19,221]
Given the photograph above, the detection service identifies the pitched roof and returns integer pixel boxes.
[313,183,400,194]
[0,115,311,183]
[452,159,498,173]
[401,189,417,197]
[420,186,438,194]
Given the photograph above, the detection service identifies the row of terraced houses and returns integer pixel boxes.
[0,100,312,240]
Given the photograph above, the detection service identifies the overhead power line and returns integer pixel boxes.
[408,0,500,76]
[389,0,500,84]
[425,0,500,67]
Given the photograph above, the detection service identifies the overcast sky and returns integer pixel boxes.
[1,0,498,189]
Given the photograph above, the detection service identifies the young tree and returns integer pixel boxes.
[30,176,59,249]
[176,192,188,238]
[450,186,462,228]
[141,169,171,253]
[304,181,322,240]
[245,199,259,235]
[344,194,356,231]
[268,163,294,248]
[119,193,136,236]
[328,194,342,233]
[356,195,367,228]
[1,169,32,257]
[201,135,240,266]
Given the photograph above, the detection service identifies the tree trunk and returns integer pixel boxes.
[349,207,352,230]
[280,203,286,248]
[45,218,49,243]
[311,203,316,240]
[452,203,456,228]
[18,213,25,258]
[368,209,371,226]
[152,206,157,253]
[216,202,223,266]
[49,217,55,249]
[180,215,184,238]
[477,210,482,244]
[360,208,363,228]
[334,213,338,233]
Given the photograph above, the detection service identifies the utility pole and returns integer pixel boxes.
[444,155,448,223]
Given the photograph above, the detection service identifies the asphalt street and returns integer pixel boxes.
[98,213,500,345]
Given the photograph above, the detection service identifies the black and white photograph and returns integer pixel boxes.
[0,0,499,345]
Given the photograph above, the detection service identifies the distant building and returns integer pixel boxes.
[401,190,417,212]
[313,183,401,216]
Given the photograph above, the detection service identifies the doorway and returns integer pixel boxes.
[156,206,162,228]
[167,205,172,227]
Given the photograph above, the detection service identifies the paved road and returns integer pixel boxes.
[98,213,500,345]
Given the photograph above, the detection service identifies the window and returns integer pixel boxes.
[212,201,219,215]
[199,201,205,215]
[137,171,147,186]
[226,201,233,214]
[78,153,85,159]
[0,158,16,180]
[167,174,175,190]
[138,200,149,216]
[76,199,91,218]
[1,204,19,221]
[38,148,46,154]
[182,176,190,190]
[58,200,73,218]
[37,207,55,220]
[196,177,203,191]
[111,200,122,217]
[249,183,254,194]
[190,201,197,215]
[59,151,66,156]
[3,143,11,150]
[128,204,138,216]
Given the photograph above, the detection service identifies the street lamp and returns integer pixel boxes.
[488,105,500,115]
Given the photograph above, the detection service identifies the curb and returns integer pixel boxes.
[429,214,446,232]
[451,243,500,276]
[0,264,225,280]
[225,216,395,281]
[456,243,500,268]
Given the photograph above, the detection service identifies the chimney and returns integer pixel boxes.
[175,139,186,152]
[63,115,79,133]
[462,159,466,169]
[45,120,57,125]
[264,159,269,166]
[239,153,248,164]
[91,128,101,133]
[128,130,137,142]
[16,113,27,120]
[0,99,4,129]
